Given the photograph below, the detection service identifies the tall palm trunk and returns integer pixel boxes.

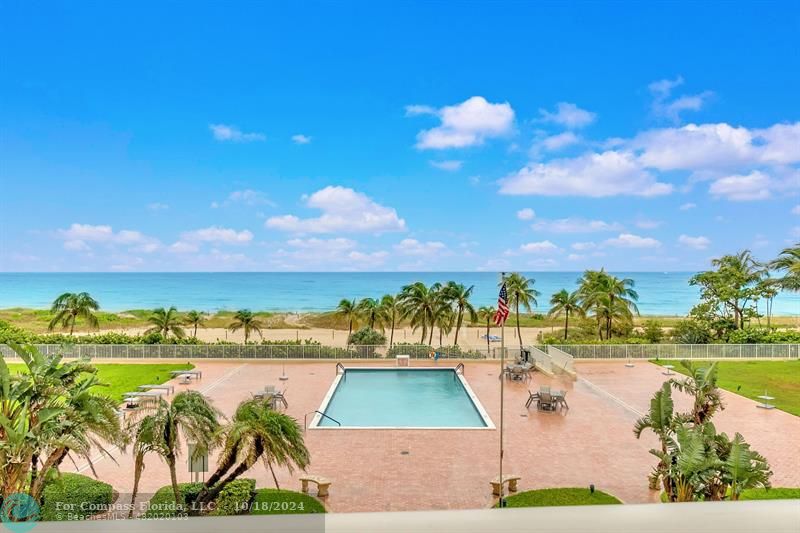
[348,319,353,340]
[454,308,463,346]
[167,453,181,510]
[606,295,614,339]
[419,325,426,344]
[515,301,523,351]
[563,310,569,340]
[389,313,395,347]
[268,461,281,490]
[69,312,77,335]
[128,453,145,518]
[485,318,490,354]
[193,324,198,337]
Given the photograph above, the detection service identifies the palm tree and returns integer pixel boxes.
[578,270,639,339]
[769,243,800,292]
[477,306,496,354]
[503,273,540,350]
[335,299,359,340]
[128,391,220,511]
[195,397,310,507]
[634,382,677,495]
[398,282,441,344]
[443,282,477,346]
[357,297,385,330]
[434,304,455,346]
[379,294,402,347]
[184,310,206,338]
[48,292,100,334]
[228,310,264,343]
[145,306,186,338]
[548,289,583,340]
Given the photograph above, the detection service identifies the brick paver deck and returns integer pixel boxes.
[65,359,800,513]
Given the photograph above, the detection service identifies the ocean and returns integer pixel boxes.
[0,272,798,316]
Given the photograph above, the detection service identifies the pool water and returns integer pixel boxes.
[316,368,490,428]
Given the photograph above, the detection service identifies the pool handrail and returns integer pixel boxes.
[336,362,345,374]
[455,363,465,375]
[304,410,342,431]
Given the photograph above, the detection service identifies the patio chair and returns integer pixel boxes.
[525,390,539,408]
[537,390,555,412]
[553,390,569,410]
[270,391,288,410]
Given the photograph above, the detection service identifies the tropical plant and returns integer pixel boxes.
[503,273,540,350]
[228,310,264,343]
[577,270,639,340]
[357,297,385,330]
[477,306,496,353]
[195,397,310,509]
[48,292,100,334]
[642,319,664,343]
[398,282,442,344]
[347,327,386,346]
[184,311,206,338]
[443,282,477,346]
[335,299,359,340]
[379,294,402,347]
[146,307,186,339]
[127,391,220,513]
[0,343,125,502]
[769,244,800,292]
[548,289,583,340]
[434,304,455,346]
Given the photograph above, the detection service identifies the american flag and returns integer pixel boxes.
[494,282,510,326]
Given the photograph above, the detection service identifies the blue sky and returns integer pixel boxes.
[1,1,798,272]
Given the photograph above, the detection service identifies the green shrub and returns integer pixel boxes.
[144,482,204,518]
[40,473,114,521]
[671,319,712,344]
[727,327,800,344]
[211,479,255,516]
[347,327,386,346]
[643,320,665,343]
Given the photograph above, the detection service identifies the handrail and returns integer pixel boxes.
[454,363,465,375]
[336,362,345,374]
[304,410,341,431]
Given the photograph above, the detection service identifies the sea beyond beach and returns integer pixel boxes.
[1,272,799,316]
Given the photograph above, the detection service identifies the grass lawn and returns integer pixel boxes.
[498,488,622,508]
[651,359,800,416]
[4,361,193,401]
[250,488,326,515]
[660,487,800,502]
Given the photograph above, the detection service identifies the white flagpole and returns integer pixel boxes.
[499,272,506,507]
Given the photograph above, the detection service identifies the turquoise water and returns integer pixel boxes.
[318,369,487,428]
[0,272,798,315]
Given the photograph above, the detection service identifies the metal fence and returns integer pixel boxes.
[548,343,800,360]
[1,343,797,361]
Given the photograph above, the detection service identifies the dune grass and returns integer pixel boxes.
[4,361,193,401]
[652,359,800,416]
[498,488,622,508]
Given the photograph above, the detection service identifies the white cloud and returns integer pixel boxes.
[678,234,711,250]
[518,240,560,253]
[648,76,712,122]
[57,223,160,253]
[169,241,199,254]
[679,202,697,211]
[411,96,515,149]
[538,102,596,129]
[541,131,581,151]
[792,205,800,215]
[499,150,672,197]
[147,202,169,211]
[709,171,771,201]
[271,238,388,269]
[634,218,662,229]
[429,160,463,171]
[393,238,447,255]
[213,189,274,208]
[571,242,597,251]
[516,208,536,221]
[209,124,265,142]
[181,226,254,244]
[404,104,436,116]
[265,186,406,234]
[527,258,558,268]
[567,253,585,261]
[286,237,356,251]
[604,233,661,248]
[532,218,623,233]
[291,134,312,144]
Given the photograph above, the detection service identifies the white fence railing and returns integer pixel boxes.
[547,344,800,360]
[1,343,797,361]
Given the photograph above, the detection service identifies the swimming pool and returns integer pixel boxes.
[310,368,493,429]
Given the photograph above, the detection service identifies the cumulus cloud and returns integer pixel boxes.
[571,242,597,251]
[679,202,697,211]
[393,238,447,255]
[603,233,661,248]
[180,226,254,244]
[291,134,311,144]
[709,171,772,201]
[517,240,560,253]
[678,234,711,250]
[499,150,672,197]
[57,223,160,253]
[540,131,581,151]
[265,186,406,234]
[516,208,536,221]
[270,238,388,269]
[648,76,713,122]
[429,160,463,171]
[531,218,623,233]
[209,124,266,142]
[538,102,596,129]
[410,96,515,149]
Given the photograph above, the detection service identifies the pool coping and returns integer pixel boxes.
[308,366,496,430]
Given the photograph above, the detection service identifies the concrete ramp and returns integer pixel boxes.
[528,346,555,376]
[546,345,578,380]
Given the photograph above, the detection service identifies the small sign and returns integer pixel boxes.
[187,443,208,473]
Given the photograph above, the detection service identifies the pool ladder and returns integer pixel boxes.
[336,362,345,374]
[304,410,341,432]
[455,363,465,375]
